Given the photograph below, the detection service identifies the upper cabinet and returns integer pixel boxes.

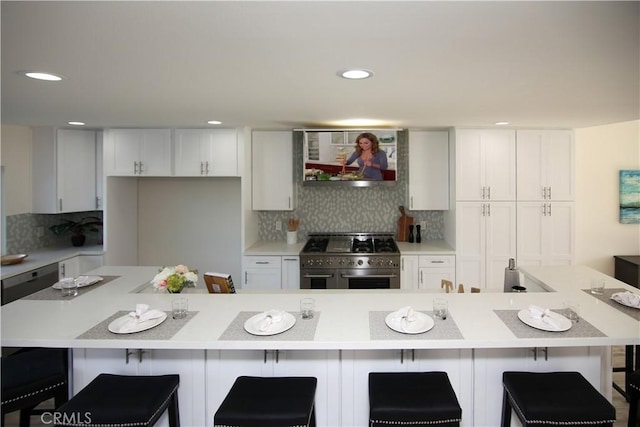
[174,129,238,177]
[252,131,295,211]
[407,131,450,210]
[32,127,98,213]
[516,130,574,201]
[103,129,171,176]
[455,129,516,201]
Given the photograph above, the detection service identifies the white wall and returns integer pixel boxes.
[575,120,640,275]
[0,125,31,215]
[137,177,242,282]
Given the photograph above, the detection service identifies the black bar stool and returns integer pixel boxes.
[53,374,180,427]
[214,376,317,427]
[629,370,640,427]
[1,348,69,427]
[369,372,462,427]
[501,371,616,427]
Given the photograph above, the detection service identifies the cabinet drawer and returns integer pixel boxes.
[244,256,280,268]
[419,255,455,268]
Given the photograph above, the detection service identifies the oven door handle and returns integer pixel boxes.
[340,274,398,279]
[303,273,335,279]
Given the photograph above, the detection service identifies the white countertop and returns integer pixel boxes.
[2,264,638,351]
[1,245,105,280]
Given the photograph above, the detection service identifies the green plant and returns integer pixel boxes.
[49,216,103,237]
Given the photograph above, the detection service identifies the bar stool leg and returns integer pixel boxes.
[501,389,512,427]
[168,391,180,427]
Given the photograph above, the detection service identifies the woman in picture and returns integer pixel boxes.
[342,132,388,180]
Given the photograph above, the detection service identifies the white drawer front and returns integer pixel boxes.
[419,255,455,268]
[244,256,280,268]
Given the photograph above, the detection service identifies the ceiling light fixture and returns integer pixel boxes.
[207,120,222,125]
[331,118,388,127]
[68,121,85,126]
[495,121,510,126]
[21,71,64,81]
[337,69,374,80]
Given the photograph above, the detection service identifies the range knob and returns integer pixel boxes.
[338,259,345,266]
[368,259,374,266]
[357,259,363,266]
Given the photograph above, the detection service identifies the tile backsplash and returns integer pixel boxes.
[6,211,103,253]
[259,131,445,241]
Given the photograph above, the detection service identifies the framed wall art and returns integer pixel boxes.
[620,170,640,224]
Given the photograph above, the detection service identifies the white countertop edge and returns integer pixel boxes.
[1,245,105,280]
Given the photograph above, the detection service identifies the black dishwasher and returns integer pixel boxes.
[1,263,59,305]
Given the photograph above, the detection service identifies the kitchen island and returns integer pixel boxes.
[2,265,638,426]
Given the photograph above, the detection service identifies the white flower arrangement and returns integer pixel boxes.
[151,264,198,293]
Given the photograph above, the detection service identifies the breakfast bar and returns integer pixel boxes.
[2,265,639,426]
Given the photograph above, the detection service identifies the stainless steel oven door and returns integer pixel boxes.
[337,268,400,289]
[300,269,338,289]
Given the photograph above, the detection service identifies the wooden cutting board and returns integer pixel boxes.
[397,206,413,242]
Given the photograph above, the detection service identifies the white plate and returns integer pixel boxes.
[108,312,167,334]
[517,309,572,332]
[52,275,103,289]
[243,312,296,336]
[385,311,434,334]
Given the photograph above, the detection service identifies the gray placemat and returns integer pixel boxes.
[369,311,463,340]
[581,288,640,321]
[23,276,120,301]
[494,310,606,338]
[76,310,198,340]
[219,311,320,341]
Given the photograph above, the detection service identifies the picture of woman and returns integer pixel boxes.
[342,132,388,180]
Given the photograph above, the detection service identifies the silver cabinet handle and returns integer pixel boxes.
[542,204,547,216]
[542,187,547,199]
[481,204,486,216]
[139,161,144,174]
[200,161,204,175]
[341,274,398,279]
[134,161,138,174]
[59,199,63,211]
[548,186,551,199]
[303,274,334,279]
[482,186,486,199]
[410,196,414,209]
[420,270,423,284]
[206,161,210,175]
[487,203,491,216]
[487,186,491,199]
[547,203,552,216]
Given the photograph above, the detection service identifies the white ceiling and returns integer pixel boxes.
[2,1,639,130]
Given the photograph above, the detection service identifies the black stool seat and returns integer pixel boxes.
[54,374,180,427]
[502,371,616,427]
[628,370,640,427]
[369,372,462,427]
[214,376,317,427]
[1,348,68,427]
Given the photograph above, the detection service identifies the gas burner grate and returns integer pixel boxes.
[352,238,374,253]
[302,238,329,253]
[374,238,399,253]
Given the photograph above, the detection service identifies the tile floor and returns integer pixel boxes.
[3,347,635,426]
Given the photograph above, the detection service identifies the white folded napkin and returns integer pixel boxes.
[528,304,561,329]
[389,306,418,332]
[76,275,102,286]
[118,304,165,333]
[611,291,640,308]
[257,309,285,332]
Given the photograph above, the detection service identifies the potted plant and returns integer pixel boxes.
[49,216,103,247]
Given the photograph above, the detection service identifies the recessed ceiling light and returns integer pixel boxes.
[68,121,85,126]
[337,69,374,80]
[495,121,510,126]
[207,120,222,125]
[331,118,387,127]
[20,71,64,81]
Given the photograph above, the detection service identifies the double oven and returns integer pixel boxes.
[299,233,400,289]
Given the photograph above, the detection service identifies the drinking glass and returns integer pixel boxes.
[433,298,448,320]
[172,298,188,319]
[300,298,315,319]
[590,278,605,295]
[60,278,78,297]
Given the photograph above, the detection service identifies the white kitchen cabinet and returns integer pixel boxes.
[407,130,449,210]
[281,256,300,289]
[341,349,473,427]
[59,256,80,279]
[473,347,602,426]
[516,130,574,201]
[79,254,104,274]
[32,127,97,213]
[456,201,517,291]
[252,131,295,211]
[72,348,206,427]
[517,201,574,267]
[418,255,456,291]
[400,255,419,289]
[103,129,171,176]
[206,349,340,427]
[174,129,238,176]
[455,129,516,201]
[242,256,282,290]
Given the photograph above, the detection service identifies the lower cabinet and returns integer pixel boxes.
[400,255,456,291]
[242,256,300,290]
[59,255,104,279]
[72,348,206,427]
[340,349,473,426]
[205,349,340,427]
[473,346,603,427]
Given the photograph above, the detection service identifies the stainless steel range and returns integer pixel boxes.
[300,233,400,289]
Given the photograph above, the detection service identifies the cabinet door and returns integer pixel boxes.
[252,131,294,210]
[408,131,449,210]
[174,129,210,176]
[455,130,485,201]
[419,267,455,291]
[57,129,97,212]
[281,256,300,290]
[517,201,574,267]
[139,129,172,176]
[242,256,282,290]
[484,202,517,290]
[208,129,238,176]
[104,129,142,176]
[456,202,485,288]
[545,130,574,201]
[483,130,516,201]
[517,202,546,267]
[79,255,104,274]
[400,255,419,289]
[59,256,80,279]
[545,202,574,265]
